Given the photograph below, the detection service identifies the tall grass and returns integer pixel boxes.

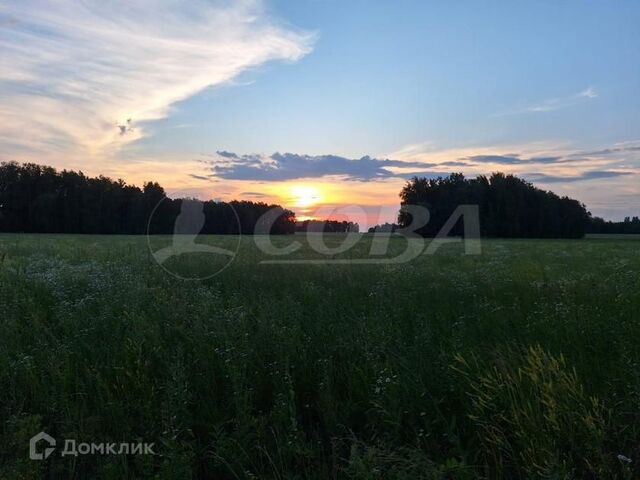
[0,234,639,478]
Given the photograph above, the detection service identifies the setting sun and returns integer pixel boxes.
[290,185,322,208]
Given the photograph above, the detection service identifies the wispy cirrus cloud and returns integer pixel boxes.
[568,144,640,157]
[524,170,634,183]
[494,87,598,116]
[0,0,314,160]
[241,191,269,198]
[465,154,563,165]
[390,139,640,171]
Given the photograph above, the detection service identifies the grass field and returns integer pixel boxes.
[1,233,640,479]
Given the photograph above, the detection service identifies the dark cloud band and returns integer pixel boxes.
[208,151,437,181]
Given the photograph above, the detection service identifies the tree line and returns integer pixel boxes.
[399,173,591,238]
[367,222,399,233]
[587,216,640,234]
[2,162,635,238]
[295,219,359,233]
[0,162,295,234]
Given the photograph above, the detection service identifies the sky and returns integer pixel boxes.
[1,0,639,226]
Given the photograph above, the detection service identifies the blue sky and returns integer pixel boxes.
[141,0,640,155]
[1,0,639,221]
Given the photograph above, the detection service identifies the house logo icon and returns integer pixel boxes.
[29,432,56,460]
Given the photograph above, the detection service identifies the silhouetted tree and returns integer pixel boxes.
[0,162,296,234]
[367,223,398,233]
[587,215,640,234]
[295,219,359,233]
[399,173,590,238]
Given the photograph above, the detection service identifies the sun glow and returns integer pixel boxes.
[290,185,322,208]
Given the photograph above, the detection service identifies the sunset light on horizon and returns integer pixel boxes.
[1,0,639,224]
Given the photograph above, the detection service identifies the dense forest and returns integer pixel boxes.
[0,162,295,234]
[399,173,591,238]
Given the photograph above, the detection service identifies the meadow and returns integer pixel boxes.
[1,233,639,479]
